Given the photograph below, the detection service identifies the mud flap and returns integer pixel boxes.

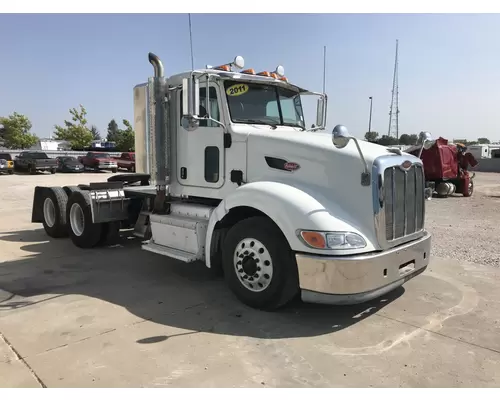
[31,186,50,223]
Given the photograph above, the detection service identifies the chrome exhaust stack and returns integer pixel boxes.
[147,52,169,213]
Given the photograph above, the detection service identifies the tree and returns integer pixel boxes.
[477,137,490,144]
[115,119,135,152]
[376,135,399,146]
[398,134,418,146]
[107,119,119,142]
[398,134,412,145]
[408,134,418,145]
[90,125,101,141]
[0,112,38,149]
[53,105,94,150]
[364,131,379,142]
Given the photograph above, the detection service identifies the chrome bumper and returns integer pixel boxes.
[296,231,431,305]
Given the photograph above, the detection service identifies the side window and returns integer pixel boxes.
[279,96,299,123]
[179,86,220,128]
[204,146,219,183]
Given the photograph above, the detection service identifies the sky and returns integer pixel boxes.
[1,13,500,141]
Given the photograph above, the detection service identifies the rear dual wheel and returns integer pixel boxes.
[66,191,119,248]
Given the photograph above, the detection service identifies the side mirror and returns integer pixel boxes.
[316,97,326,127]
[332,124,352,149]
[182,77,200,117]
[182,77,201,131]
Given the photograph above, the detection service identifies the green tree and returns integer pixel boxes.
[107,119,119,142]
[90,125,101,141]
[408,134,418,145]
[364,131,379,142]
[0,112,38,149]
[477,137,490,144]
[53,105,93,150]
[115,119,135,152]
[398,134,412,145]
[376,135,399,146]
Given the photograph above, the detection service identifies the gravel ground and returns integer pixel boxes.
[425,172,500,267]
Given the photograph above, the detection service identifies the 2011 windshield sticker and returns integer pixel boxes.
[226,84,249,97]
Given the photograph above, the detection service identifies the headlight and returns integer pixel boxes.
[299,230,367,250]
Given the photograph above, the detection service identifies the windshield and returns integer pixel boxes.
[92,153,110,159]
[0,153,12,161]
[224,80,305,129]
[60,157,77,162]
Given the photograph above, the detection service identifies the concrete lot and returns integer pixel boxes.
[0,171,499,387]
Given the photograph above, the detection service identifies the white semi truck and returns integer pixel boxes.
[31,52,431,310]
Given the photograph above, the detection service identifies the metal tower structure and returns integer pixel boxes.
[387,39,400,139]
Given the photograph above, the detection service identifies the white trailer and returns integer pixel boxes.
[31,53,431,310]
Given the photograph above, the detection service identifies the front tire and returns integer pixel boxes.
[222,216,299,311]
[66,190,103,248]
[463,180,474,197]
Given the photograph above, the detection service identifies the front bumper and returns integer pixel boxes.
[296,231,431,305]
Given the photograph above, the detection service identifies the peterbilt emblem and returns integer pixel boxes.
[284,162,300,172]
[401,160,412,170]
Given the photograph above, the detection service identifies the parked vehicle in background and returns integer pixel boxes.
[56,156,84,173]
[0,153,14,175]
[14,151,57,174]
[79,152,118,173]
[406,133,478,198]
[115,152,135,172]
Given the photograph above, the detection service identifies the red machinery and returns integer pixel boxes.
[406,135,478,198]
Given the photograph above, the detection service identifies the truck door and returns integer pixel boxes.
[177,83,225,189]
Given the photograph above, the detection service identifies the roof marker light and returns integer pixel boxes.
[241,68,256,75]
[257,71,271,77]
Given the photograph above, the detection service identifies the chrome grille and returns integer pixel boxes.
[383,164,425,241]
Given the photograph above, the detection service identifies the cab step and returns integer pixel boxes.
[142,242,197,263]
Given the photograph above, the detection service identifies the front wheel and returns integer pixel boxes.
[222,216,299,311]
[111,168,117,173]
[464,180,474,197]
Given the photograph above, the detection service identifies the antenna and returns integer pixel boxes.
[188,14,194,69]
[388,39,400,139]
[322,45,327,93]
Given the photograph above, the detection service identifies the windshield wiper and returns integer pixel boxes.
[284,123,305,131]
[236,119,279,129]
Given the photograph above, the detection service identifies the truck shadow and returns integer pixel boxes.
[0,228,404,341]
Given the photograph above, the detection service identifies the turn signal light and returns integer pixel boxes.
[214,65,230,71]
[300,231,326,249]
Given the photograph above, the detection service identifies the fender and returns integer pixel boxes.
[204,181,378,268]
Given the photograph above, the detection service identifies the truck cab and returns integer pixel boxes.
[31,53,431,311]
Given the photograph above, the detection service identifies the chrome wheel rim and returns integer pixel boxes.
[43,198,56,228]
[233,238,273,292]
[69,203,85,236]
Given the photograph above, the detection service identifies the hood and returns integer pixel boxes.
[239,127,418,247]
